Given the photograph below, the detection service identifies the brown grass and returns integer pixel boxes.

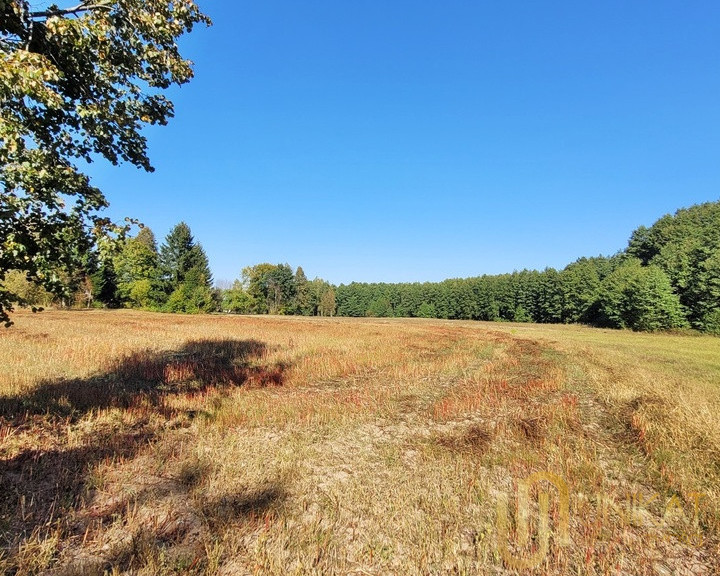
[0,310,718,575]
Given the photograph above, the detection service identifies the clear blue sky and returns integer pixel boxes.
[88,1,720,286]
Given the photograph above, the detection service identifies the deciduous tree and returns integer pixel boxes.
[0,0,210,325]
[114,226,161,307]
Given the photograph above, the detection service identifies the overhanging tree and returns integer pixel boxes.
[0,0,210,325]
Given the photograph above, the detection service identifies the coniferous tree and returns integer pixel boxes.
[626,201,720,329]
[186,244,213,288]
[159,223,213,293]
[159,222,195,290]
[156,223,215,312]
[93,259,121,308]
[560,258,604,324]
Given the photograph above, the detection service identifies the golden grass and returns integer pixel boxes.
[0,310,718,575]
[480,323,720,533]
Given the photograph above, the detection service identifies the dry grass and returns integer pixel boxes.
[481,322,720,534]
[0,310,718,575]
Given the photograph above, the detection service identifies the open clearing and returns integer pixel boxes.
[1,310,719,575]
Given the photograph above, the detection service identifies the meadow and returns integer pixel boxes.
[0,310,718,575]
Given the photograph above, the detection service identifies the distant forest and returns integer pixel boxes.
[6,201,720,334]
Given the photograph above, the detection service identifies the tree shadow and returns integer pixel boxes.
[1,427,157,549]
[80,482,288,575]
[200,485,286,530]
[0,338,288,554]
[0,339,284,420]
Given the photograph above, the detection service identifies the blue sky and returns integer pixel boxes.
[88,1,720,285]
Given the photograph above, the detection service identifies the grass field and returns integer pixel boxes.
[1,310,719,575]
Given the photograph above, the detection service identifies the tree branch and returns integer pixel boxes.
[30,0,113,19]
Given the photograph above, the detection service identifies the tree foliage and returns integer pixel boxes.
[159,222,212,293]
[1,268,52,306]
[222,280,255,314]
[293,266,312,315]
[319,286,336,317]
[114,226,161,307]
[220,202,716,332]
[241,263,296,314]
[598,258,687,331]
[0,0,210,325]
[626,201,720,330]
[159,222,211,290]
[157,222,212,311]
[165,266,215,313]
[92,257,120,308]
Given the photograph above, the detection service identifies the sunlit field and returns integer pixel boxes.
[1,310,719,575]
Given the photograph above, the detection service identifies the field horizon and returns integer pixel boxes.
[1,309,719,575]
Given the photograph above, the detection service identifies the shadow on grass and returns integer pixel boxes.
[0,338,287,554]
[92,483,287,575]
[201,485,286,529]
[0,339,284,419]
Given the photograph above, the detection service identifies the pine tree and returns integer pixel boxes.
[159,223,212,292]
[159,222,194,289]
[93,259,121,309]
[156,223,215,313]
[186,244,213,288]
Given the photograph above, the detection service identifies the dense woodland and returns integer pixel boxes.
[334,201,720,333]
[6,201,720,333]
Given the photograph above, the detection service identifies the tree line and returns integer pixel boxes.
[217,199,719,332]
[335,201,720,333]
[5,201,720,333]
[222,264,336,317]
[5,222,216,313]
[334,256,685,330]
[5,221,339,317]
[2,1,715,333]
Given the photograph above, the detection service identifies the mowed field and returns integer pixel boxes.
[1,311,719,575]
